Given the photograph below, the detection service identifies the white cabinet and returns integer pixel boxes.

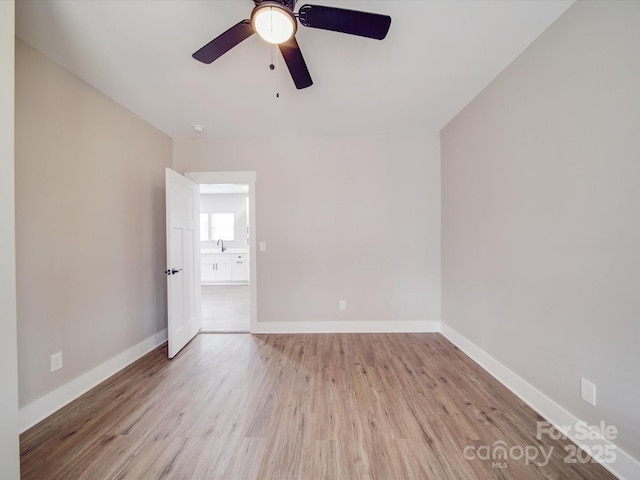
[201,252,249,284]
[201,255,216,282]
[201,254,232,282]
[231,254,249,282]
[213,255,232,281]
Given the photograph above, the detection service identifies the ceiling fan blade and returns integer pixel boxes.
[278,37,313,90]
[298,4,391,40]
[193,20,254,64]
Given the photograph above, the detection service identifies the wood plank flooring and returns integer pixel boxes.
[20,333,616,479]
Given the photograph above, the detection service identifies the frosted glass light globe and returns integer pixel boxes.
[252,5,296,44]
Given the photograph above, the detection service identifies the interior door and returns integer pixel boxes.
[165,168,201,358]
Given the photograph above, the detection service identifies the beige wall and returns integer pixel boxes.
[442,0,640,460]
[1,2,20,478]
[15,40,172,407]
[175,133,441,326]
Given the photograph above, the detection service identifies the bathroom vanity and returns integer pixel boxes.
[201,248,249,285]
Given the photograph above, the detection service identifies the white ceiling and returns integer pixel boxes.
[15,0,574,139]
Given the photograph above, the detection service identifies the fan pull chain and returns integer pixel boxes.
[269,44,280,98]
[275,45,280,98]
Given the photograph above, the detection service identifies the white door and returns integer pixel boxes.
[165,168,201,358]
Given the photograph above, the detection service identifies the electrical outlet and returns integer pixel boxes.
[581,377,596,406]
[50,352,63,372]
[259,241,267,252]
[339,300,346,311]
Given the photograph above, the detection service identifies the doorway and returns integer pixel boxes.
[186,171,257,333]
[199,183,249,332]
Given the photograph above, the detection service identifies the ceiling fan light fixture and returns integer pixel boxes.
[251,3,296,44]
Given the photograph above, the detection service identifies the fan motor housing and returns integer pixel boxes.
[254,0,296,11]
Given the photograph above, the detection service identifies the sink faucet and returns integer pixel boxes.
[217,239,226,252]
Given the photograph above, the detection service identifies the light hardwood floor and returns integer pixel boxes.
[201,285,250,332]
[20,333,615,479]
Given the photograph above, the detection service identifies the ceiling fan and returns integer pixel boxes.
[192,0,392,90]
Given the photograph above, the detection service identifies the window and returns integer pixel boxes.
[200,212,235,242]
[211,213,235,241]
[199,213,209,241]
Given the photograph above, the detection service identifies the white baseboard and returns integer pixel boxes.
[252,320,441,334]
[19,329,168,433]
[440,322,640,480]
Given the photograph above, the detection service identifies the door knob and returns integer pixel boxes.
[171,268,183,275]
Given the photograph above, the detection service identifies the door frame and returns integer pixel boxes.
[186,171,258,332]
